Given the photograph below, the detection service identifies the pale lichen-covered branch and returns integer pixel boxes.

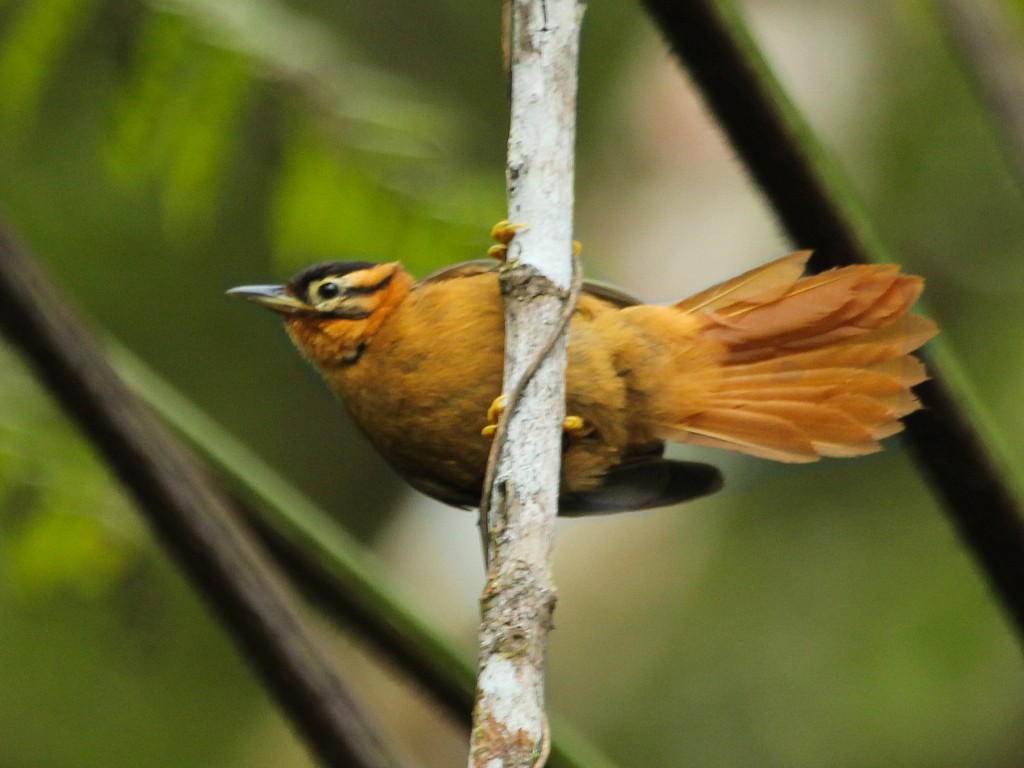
[469,0,585,766]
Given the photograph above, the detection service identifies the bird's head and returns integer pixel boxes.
[228,260,413,367]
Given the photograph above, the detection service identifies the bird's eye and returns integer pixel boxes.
[317,281,341,300]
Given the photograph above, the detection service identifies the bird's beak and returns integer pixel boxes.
[226,284,309,314]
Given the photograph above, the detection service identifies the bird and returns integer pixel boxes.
[228,234,936,515]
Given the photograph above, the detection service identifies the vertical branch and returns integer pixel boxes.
[469,1,583,766]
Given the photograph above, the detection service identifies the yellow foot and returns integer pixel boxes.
[481,394,588,437]
[562,415,586,433]
[481,394,508,437]
[487,220,529,261]
[491,219,528,245]
[486,222,582,261]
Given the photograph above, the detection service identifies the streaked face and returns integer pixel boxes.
[228,261,401,319]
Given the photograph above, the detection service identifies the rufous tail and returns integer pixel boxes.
[659,251,937,462]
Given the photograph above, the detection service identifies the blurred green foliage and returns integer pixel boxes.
[0,346,139,598]
[0,0,1022,766]
[550,455,1024,766]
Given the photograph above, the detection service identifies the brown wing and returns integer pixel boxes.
[418,259,642,308]
[417,259,499,286]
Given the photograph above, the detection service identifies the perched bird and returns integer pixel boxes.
[228,245,936,515]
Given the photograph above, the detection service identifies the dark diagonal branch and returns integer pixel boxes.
[0,221,404,768]
[638,0,1024,639]
[639,0,878,271]
[110,347,615,768]
[236,496,477,716]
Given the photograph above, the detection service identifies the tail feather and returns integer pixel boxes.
[845,314,937,353]
[663,408,823,462]
[653,253,937,463]
[722,343,928,383]
[715,386,920,424]
[706,269,924,355]
[719,366,921,402]
[674,251,811,314]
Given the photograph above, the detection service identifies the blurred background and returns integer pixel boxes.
[1,0,1023,765]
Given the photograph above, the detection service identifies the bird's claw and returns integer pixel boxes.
[487,220,583,261]
[562,415,586,433]
[481,394,508,436]
[488,220,529,262]
[482,394,588,437]
[491,219,529,245]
